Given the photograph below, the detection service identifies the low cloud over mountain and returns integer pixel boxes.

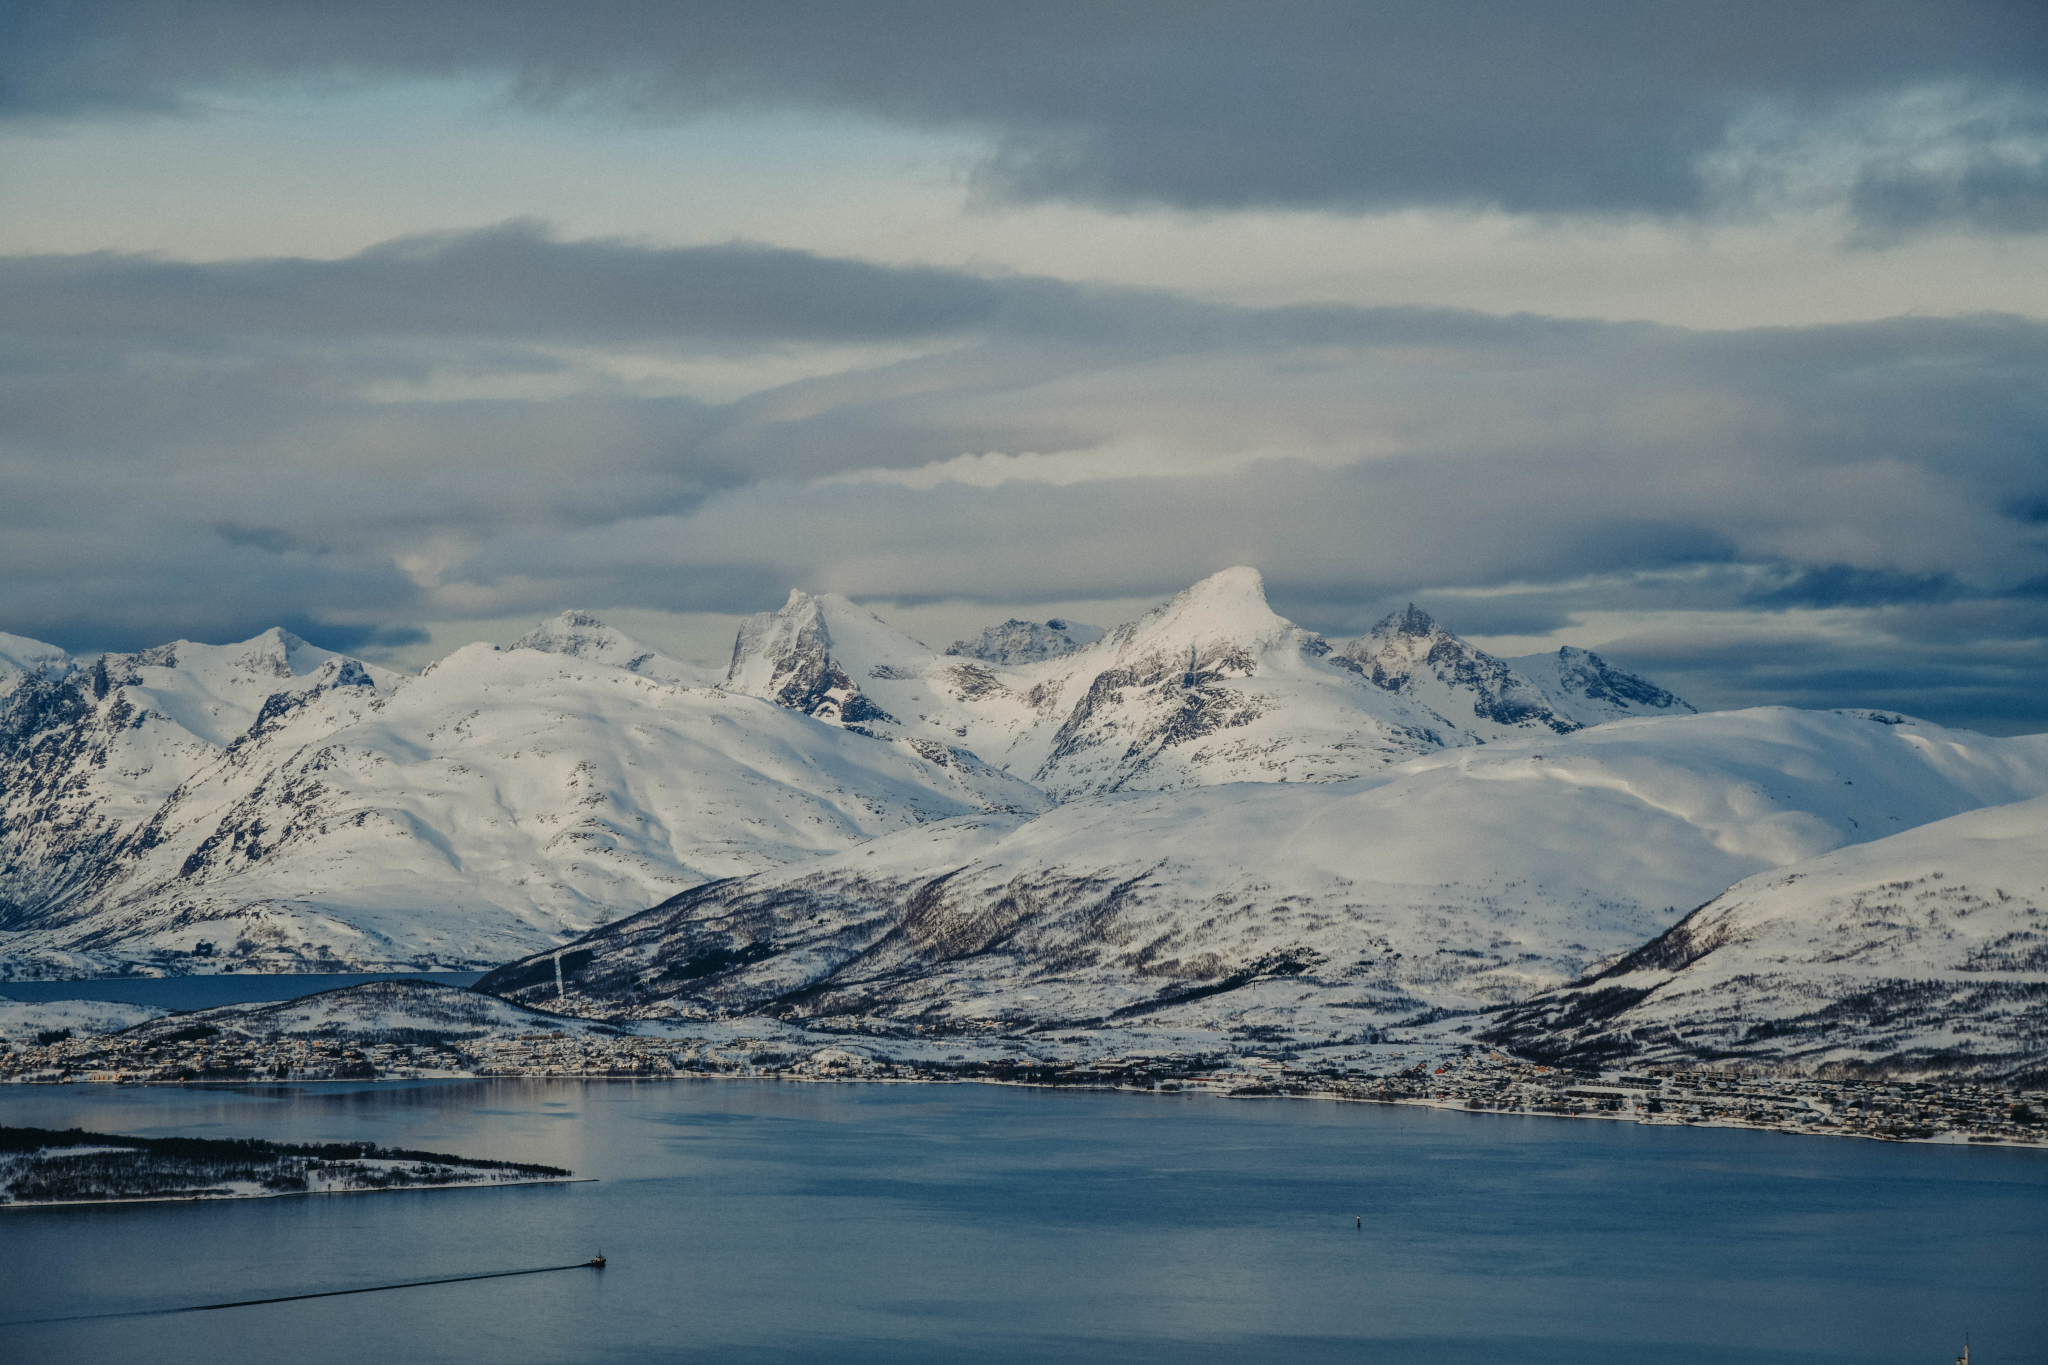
[5,227,2047,730]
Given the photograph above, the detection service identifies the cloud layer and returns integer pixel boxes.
[3,223,2045,729]
[7,1,2046,232]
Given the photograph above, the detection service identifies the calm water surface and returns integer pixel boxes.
[1,1080,2041,1364]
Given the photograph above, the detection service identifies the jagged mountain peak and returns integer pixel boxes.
[1370,603,1438,641]
[230,626,313,679]
[1503,645,1695,726]
[946,618,1106,665]
[1340,605,1578,736]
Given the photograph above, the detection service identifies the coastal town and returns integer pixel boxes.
[6,1019,2041,1149]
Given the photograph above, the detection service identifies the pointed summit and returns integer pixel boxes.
[1105,567,1315,669]
[1376,604,1435,640]
[723,591,909,735]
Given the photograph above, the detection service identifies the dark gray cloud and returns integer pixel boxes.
[1600,597,2048,737]
[1,222,1006,346]
[5,1,2044,231]
[4,226,2046,729]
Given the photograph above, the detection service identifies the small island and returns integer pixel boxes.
[1,1126,573,1206]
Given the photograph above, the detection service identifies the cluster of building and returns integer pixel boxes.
[5,1025,2041,1146]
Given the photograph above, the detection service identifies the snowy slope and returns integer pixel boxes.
[482,708,2048,1050]
[0,625,1047,977]
[0,994,167,1045]
[720,568,1634,800]
[513,610,714,687]
[1484,794,2048,1081]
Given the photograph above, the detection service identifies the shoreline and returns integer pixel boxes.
[10,1069,2043,1152]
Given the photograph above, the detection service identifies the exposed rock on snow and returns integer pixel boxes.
[1,629,401,948]
[1501,645,1696,728]
[1483,793,2048,1081]
[722,568,1523,800]
[1341,605,1583,736]
[946,618,1106,665]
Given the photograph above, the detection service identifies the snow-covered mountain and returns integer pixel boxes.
[1,628,402,938]
[1483,793,2048,1081]
[720,568,1689,800]
[945,618,1106,664]
[510,610,714,687]
[481,708,2048,1055]
[0,616,1044,977]
[1342,605,1693,736]
[8,575,2045,1082]
[0,632,76,697]
[1500,645,1697,728]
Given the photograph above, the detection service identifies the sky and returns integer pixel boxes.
[3,1,2046,732]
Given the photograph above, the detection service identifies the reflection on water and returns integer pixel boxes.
[2,1080,2043,1364]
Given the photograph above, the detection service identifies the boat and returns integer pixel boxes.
[589,1252,607,1269]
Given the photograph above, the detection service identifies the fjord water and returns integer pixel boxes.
[2,1082,2041,1364]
